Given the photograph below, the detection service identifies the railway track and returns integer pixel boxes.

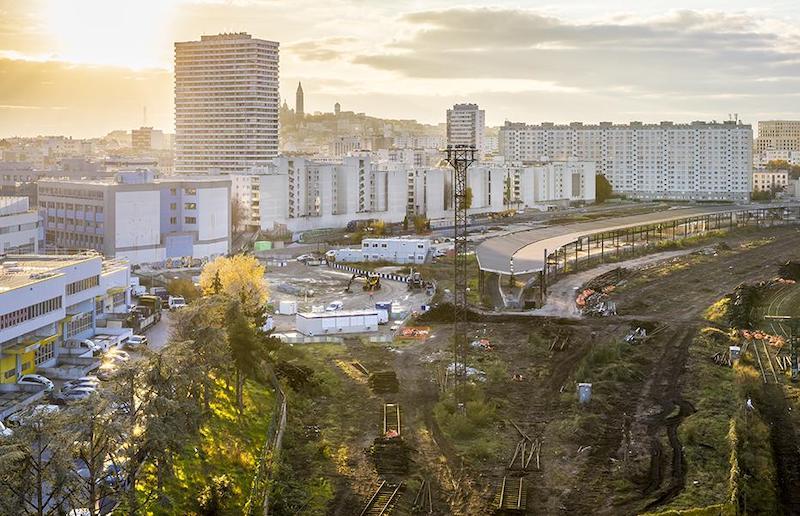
[494,476,526,512]
[753,339,780,384]
[384,403,401,437]
[360,481,403,516]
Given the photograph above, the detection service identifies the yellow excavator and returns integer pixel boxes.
[344,272,381,293]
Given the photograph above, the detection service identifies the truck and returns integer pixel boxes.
[149,286,169,302]
[129,295,162,333]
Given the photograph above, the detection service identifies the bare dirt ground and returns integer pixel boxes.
[299,225,800,515]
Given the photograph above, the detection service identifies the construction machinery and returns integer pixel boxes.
[345,272,381,293]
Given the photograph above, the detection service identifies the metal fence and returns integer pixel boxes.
[326,261,410,283]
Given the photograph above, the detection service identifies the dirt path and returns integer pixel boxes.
[532,249,697,318]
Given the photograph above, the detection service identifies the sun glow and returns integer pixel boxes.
[41,0,175,69]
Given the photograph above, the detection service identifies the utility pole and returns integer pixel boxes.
[765,315,799,382]
[445,145,476,406]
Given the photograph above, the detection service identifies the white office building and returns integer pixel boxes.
[447,104,485,154]
[39,170,230,265]
[332,238,430,264]
[499,120,752,201]
[174,33,280,174]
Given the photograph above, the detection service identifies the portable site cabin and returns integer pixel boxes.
[295,309,379,336]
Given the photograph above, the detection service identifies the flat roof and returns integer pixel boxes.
[0,254,99,292]
[297,310,378,319]
[476,204,796,275]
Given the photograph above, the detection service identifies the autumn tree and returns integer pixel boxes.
[199,255,268,318]
[167,278,201,302]
[413,215,429,234]
[596,174,613,203]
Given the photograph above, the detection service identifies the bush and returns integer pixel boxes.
[167,278,201,302]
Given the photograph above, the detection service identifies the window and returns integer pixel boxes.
[170,203,177,210]
[35,342,54,365]
[170,217,177,225]
[4,368,14,380]
[66,275,99,296]
[170,188,177,195]
[185,217,197,224]
[184,188,197,195]
[184,202,197,210]
[65,312,92,338]
[0,296,62,329]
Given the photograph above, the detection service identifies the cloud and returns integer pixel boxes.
[348,8,800,101]
[285,37,356,61]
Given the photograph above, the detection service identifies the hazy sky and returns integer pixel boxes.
[2,0,800,137]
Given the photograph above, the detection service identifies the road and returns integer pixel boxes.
[145,310,173,352]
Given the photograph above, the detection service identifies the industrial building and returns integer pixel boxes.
[39,170,230,265]
[499,120,752,202]
[0,254,130,389]
[295,309,380,336]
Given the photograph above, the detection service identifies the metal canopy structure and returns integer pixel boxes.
[445,145,476,403]
[476,203,799,276]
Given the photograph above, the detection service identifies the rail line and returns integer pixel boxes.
[360,481,403,516]
[383,403,401,437]
[753,339,780,384]
[495,476,526,511]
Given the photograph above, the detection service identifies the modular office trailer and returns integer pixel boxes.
[295,309,379,336]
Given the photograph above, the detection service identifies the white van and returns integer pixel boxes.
[168,296,187,310]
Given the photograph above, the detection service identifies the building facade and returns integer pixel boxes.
[174,33,279,174]
[39,171,230,265]
[0,197,39,254]
[0,254,129,387]
[755,121,800,153]
[447,103,485,153]
[499,120,752,201]
[752,170,789,193]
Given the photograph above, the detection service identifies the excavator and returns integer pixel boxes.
[344,272,381,293]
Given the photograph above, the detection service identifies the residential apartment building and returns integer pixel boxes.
[174,33,279,174]
[232,156,406,233]
[0,254,130,388]
[754,149,800,167]
[447,103,485,154]
[39,170,230,265]
[752,170,789,193]
[499,120,752,201]
[755,121,800,153]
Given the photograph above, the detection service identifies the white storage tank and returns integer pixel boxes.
[295,309,380,336]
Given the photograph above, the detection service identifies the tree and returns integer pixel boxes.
[199,255,268,318]
[402,215,409,231]
[231,198,244,234]
[167,278,201,302]
[464,186,473,209]
[413,215,429,234]
[226,302,260,414]
[371,219,386,236]
[596,174,613,203]
[195,474,234,515]
[0,408,79,515]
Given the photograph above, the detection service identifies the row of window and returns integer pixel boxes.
[66,275,99,296]
[41,202,104,212]
[0,296,62,330]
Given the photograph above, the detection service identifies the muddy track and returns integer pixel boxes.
[760,384,800,515]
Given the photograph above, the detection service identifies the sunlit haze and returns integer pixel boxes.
[3,0,800,136]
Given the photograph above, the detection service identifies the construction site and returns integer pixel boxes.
[268,151,800,514]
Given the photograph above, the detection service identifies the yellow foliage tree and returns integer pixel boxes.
[199,255,268,316]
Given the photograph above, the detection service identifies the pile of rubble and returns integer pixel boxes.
[368,436,411,476]
[576,288,617,317]
[740,330,785,348]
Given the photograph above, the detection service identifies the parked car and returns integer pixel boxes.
[63,376,100,391]
[131,285,147,297]
[168,296,187,311]
[17,374,54,392]
[7,404,60,425]
[65,339,101,354]
[54,388,95,404]
[0,420,12,438]
[96,363,118,381]
[125,335,149,348]
[295,254,314,262]
[104,350,130,363]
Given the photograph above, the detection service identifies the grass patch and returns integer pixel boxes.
[140,378,274,515]
[433,383,505,464]
[704,297,731,324]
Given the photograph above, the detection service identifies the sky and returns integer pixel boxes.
[2,0,800,137]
